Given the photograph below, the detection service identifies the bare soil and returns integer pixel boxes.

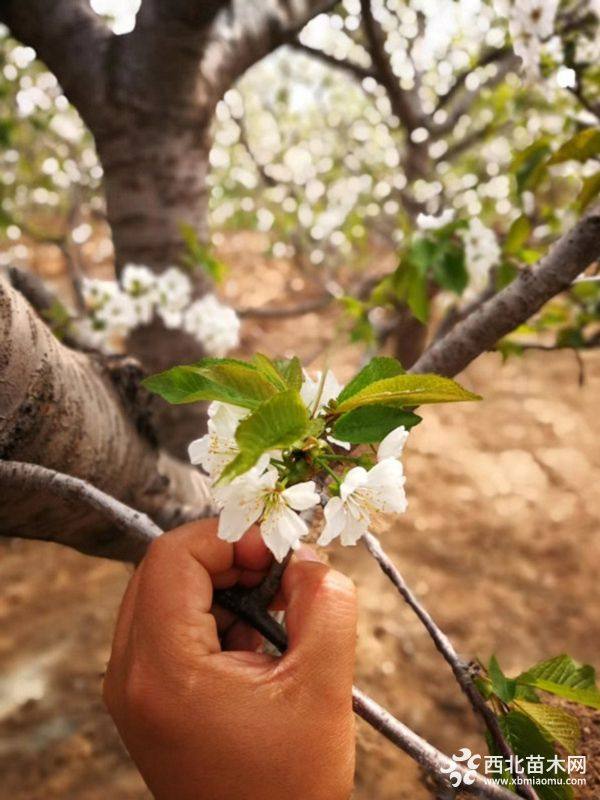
[1,234,599,798]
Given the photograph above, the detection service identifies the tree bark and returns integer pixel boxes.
[0,276,213,558]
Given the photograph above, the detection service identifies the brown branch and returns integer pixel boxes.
[237,294,334,319]
[363,533,538,800]
[411,205,600,377]
[290,41,377,83]
[0,0,111,129]
[0,275,213,554]
[359,0,422,131]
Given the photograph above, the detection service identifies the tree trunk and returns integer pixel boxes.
[0,276,213,558]
[96,115,215,455]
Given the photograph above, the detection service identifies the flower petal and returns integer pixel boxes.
[377,426,409,462]
[363,458,407,514]
[282,481,320,511]
[317,497,347,546]
[261,504,308,561]
[339,466,369,501]
[218,495,264,542]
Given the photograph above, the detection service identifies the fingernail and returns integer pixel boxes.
[295,545,323,563]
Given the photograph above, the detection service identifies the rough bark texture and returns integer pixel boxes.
[0,276,213,556]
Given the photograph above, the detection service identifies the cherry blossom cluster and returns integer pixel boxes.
[80,265,240,356]
[188,370,409,562]
[461,218,501,297]
[493,0,559,78]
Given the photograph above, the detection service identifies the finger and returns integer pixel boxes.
[233,525,272,572]
[280,560,357,696]
[132,520,234,659]
[108,565,142,669]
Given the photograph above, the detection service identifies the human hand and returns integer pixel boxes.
[103,519,357,800]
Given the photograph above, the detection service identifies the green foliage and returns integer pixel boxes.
[332,406,421,444]
[489,655,516,704]
[335,373,481,413]
[517,654,600,709]
[512,139,552,193]
[496,712,573,800]
[514,701,580,753]
[179,222,228,282]
[272,357,303,391]
[218,389,309,483]
[143,359,278,408]
[504,215,531,256]
[336,356,404,404]
[577,171,600,211]
[548,128,600,166]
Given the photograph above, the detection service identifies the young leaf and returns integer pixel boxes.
[336,357,405,405]
[514,701,580,753]
[273,356,303,391]
[489,655,516,704]
[218,390,309,483]
[332,406,421,444]
[336,374,481,413]
[432,243,468,295]
[143,360,278,408]
[252,353,289,390]
[548,128,600,165]
[497,712,573,800]
[504,215,531,256]
[577,170,600,212]
[517,654,600,709]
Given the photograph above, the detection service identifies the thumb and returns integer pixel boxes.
[280,559,357,696]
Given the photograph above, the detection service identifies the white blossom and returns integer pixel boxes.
[493,0,559,78]
[462,218,500,295]
[318,459,407,547]
[214,468,320,561]
[183,294,241,356]
[300,369,344,415]
[188,401,248,481]
[156,267,192,328]
[121,264,157,297]
[377,426,409,462]
[95,291,137,334]
[82,277,119,312]
[417,209,455,230]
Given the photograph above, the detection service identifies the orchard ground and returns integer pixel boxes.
[0,232,599,799]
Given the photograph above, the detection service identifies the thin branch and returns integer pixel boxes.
[363,533,538,800]
[237,294,333,319]
[290,41,376,83]
[434,47,513,113]
[359,0,422,131]
[411,205,600,377]
[0,459,514,799]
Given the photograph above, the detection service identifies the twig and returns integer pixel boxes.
[363,532,538,800]
[237,294,333,318]
[0,459,514,799]
[290,41,376,83]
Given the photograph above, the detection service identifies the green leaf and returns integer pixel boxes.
[432,243,468,295]
[272,356,303,391]
[179,222,228,282]
[489,656,516,703]
[496,261,519,290]
[514,701,580,753]
[332,406,422,444]
[497,712,573,800]
[336,357,404,405]
[512,139,552,193]
[252,353,289,390]
[218,390,309,483]
[517,654,600,709]
[577,170,600,212]
[504,215,531,256]
[143,360,278,408]
[336,374,481,413]
[405,269,430,323]
[548,128,600,165]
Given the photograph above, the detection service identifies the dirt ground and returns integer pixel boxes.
[1,234,599,798]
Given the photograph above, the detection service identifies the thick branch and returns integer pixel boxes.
[0,276,213,557]
[411,205,600,377]
[0,0,111,129]
[202,0,340,97]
